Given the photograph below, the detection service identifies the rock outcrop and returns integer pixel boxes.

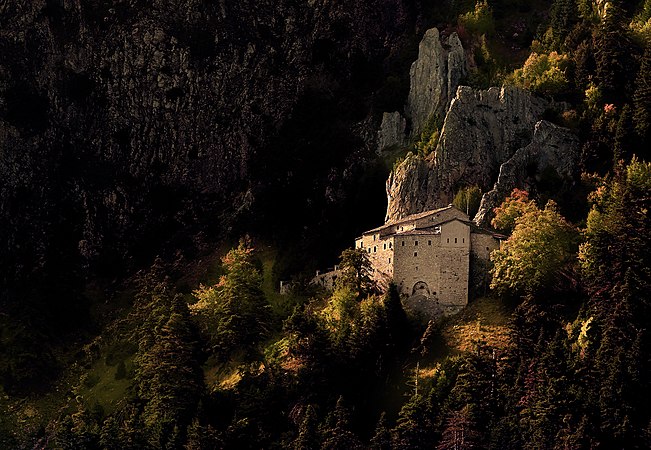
[474,120,580,226]
[406,28,466,136]
[378,111,407,151]
[386,86,550,222]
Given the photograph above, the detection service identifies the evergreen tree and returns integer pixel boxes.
[634,46,651,152]
[292,405,320,450]
[393,393,435,449]
[370,412,393,450]
[549,0,579,50]
[593,4,635,103]
[320,396,363,449]
[335,248,375,299]
[190,241,271,357]
[136,299,204,448]
[437,405,481,450]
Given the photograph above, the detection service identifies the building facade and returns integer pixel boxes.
[313,205,503,317]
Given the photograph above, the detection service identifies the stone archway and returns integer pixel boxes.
[412,281,430,297]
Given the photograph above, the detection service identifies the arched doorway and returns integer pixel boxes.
[412,281,430,297]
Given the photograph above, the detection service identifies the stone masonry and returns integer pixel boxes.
[314,205,503,318]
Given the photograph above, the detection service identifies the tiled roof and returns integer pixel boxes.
[364,205,457,234]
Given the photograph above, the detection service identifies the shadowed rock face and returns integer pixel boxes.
[474,120,580,227]
[386,86,550,222]
[0,0,411,291]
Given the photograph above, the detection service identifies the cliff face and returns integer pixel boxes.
[406,28,466,135]
[474,120,580,227]
[0,0,411,292]
[386,86,549,221]
[377,27,466,152]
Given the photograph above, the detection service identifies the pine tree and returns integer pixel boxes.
[437,405,481,450]
[633,46,651,152]
[549,0,579,50]
[292,405,320,450]
[593,4,634,103]
[335,248,375,299]
[136,298,204,448]
[370,412,393,450]
[393,393,435,449]
[320,396,363,449]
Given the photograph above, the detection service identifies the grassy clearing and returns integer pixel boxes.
[418,296,515,380]
[443,296,514,353]
[78,356,134,415]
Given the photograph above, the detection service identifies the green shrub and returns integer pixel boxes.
[459,0,496,36]
[509,51,570,96]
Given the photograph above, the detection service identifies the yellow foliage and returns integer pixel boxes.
[510,51,569,96]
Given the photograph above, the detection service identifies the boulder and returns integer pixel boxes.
[378,111,407,152]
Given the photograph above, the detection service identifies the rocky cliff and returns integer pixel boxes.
[474,120,580,226]
[0,0,413,326]
[377,27,466,152]
[407,28,466,136]
[386,85,549,221]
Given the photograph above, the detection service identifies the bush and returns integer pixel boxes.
[509,51,570,97]
[459,0,496,37]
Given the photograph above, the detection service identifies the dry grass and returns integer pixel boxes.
[441,297,513,353]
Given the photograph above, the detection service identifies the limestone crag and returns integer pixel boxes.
[474,120,580,227]
[386,86,550,222]
[406,28,466,136]
[378,111,407,151]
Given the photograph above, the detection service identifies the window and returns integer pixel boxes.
[402,241,405,246]
[389,242,392,248]
[455,238,457,243]
[447,238,450,243]
[486,247,489,251]
[462,238,465,243]
[373,234,376,241]
[383,243,386,250]
[414,252,418,257]
[368,248,371,253]
[388,258,391,264]
[428,240,432,245]
[415,240,418,246]
[373,246,377,253]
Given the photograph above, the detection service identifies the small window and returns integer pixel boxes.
[455,238,458,243]
[402,241,405,247]
[373,246,377,253]
[415,240,418,246]
[447,238,450,243]
[414,252,418,257]
[383,243,386,250]
[486,247,489,251]
[428,240,432,246]
[389,242,392,249]
[373,235,376,241]
[388,258,391,264]
[368,248,371,253]
[462,238,465,243]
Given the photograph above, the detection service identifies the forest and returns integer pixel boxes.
[1,0,651,448]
